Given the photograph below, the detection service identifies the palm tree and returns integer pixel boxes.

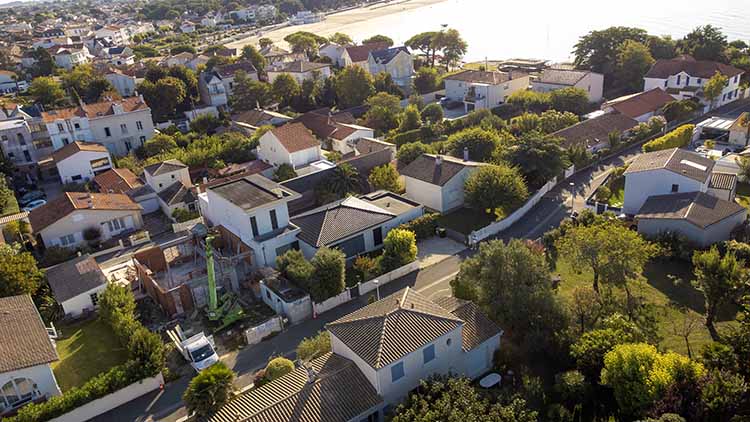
[328,163,360,197]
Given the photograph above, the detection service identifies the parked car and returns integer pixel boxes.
[18,190,46,206]
[21,199,46,212]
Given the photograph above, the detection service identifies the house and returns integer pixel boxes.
[231,108,292,134]
[532,68,604,102]
[52,141,113,184]
[0,118,39,172]
[179,21,196,33]
[400,154,485,213]
[636,191,746,247]
[551,112,638,152]
[727,113,750,149]
[341,42,390,68]
[291,191,424,260]
[259,45,306,66]
[46,255,108,317]
[319,43,347,67]
[602,88,679,122]
[163,51,196,68]
[104,68,141,97]
[42,96,155,156]
[367,46,414,88]
[289,11,324,25]
[623,148,715,215]
[296,110,374,155]
[0,70,26,94]
[443,70,530,112]
[50,45,90,70]
[143,159,196,217]
[258,267,312,324]
[643,55,744,108]
[29,192,143,248]
[199,61,259,108]
[257,122,322,169]
[94,25,128,45]
[707,172,738,201]
[266,60,332,84]
[102,46,135,66]
[0,295,60,417]
[208,288,501,422]
[200,174,302,267]
[94,168,160,214]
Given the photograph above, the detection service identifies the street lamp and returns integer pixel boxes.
[373,279,380,301]
[569,182,575,209]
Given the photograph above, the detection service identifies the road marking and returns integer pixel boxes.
[417,270,459,293]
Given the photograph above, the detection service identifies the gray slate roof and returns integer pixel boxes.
[400,154,483,186]
[551,112,636,149]
[206,353,382,422]
[537,68,591,86]
[0,295,58,372]
[46,255,107,302]
[327,288,463,369]
[637,191,746,229]
[144,159,187,176]
[624,148,715,183]
[370,46,409,64]
[434,296,502,352]
[158,181,196,206]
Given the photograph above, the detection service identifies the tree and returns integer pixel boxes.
[335,66,375,109]
[310,247,346,302]
[399,104,422,132]
[143,134,178,157]
[573,26,649,78]
[241,45,266,72]
[498,133,570,189]
[447,127,501,162]
[397,142,431,165]
[183,362,235,417]
[97,282,136,330]
[363,92,402,134]
[273,163,297,182]
[406,32,440,67]
[30,47,56,77]
[570,314,644,378]
[361,34,393,47]
[412,67,439,95]
[392,376,538,422]
[328,32,353,46]
[435,29,467,70]
[296,331,331,362]
[327,163,360,197]
[736,155,750,182]
[550,87,590,115]
[380,228,417,272]
[0,245,44,297]
[259,38,274,49]
[556,221,656,293]
[271,73,301,108]
[678,25,728,62]
[368,164,401,192]
[700,370,748,420]
[692,246,746,341]
[373,72,402,97]
[230,72,273,111]
[128,326,166,377]
[648,35,678,60]
[189,114,222,135]
[538,110,579,134]
[661,99,700,123]
[265,357,294,381]
[421,103,444,124]
[464,164,528,216]
[276,249,313,286]
[617,40,655,91]
[29,77,66,109]
[284,31,324,59]
[61,65,115,103]
[703,72,729,110]
[452,239,567,354]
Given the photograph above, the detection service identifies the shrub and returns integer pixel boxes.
[464,164,529,216]
[265,357,294,381]
[172,208,199,223]
[368,164,401,192]
[275,249,313,287]
[595,186,612,202]
[128,327,166,378]
[351,255,381,283]
[642,124,694,152]
[421,103,444,124]
[273,163,297,182]
[380,228,417,272]
[396,142,432,165]
[39,246,76,268]
[183,362,235,417]
[310,247,346,302]
[296,331,331,362]
[398,213,440,240]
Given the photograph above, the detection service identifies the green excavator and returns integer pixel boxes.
[205,234,245,332]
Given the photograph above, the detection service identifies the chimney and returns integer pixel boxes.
[305,364,316,384]
[435,155,442,166]
[463,147,469,161]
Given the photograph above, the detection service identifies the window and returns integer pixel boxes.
[90,292,100,306]
[423,344,435,364]
[7,152,13,159]
[171,174,175,179]
[57,123,64,131]
[391,362,404,382]
[664,79,668,87]
[107,217,127,232]
[686,77,690,85]
[120,123,128,134]
[0,135,6,141]
[136,121,143,131]
[104,127,111,137]
[125,141,132,151]
[446,338,452,346]
[23,150,31,162]
[59,234,75,246]
[74,123,80,130]
[250,216,259,236]
[270,209,278,230]
[17,134,25,145]
[671,184,679,193]
[62,138,69,145]
[71,175,82,181]
[697,78,702,85]
[140,136,146,144]
[266,289,271,300]
[1,378,38,411]
[677,75,681,85]
[373,227,383,246]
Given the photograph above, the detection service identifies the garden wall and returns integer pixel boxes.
[48,373,164,422]
[313,289,351,316]
[358,261,420,296]
[244,316,283,346]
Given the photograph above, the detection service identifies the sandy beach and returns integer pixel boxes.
[226,0,448,50]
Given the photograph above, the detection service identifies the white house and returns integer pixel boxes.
[50,45,90,70]
[296,110,374,155]
[52,141,113,184]
[42,96,155,156]
[104,68,141,98]
[199,61,258,108]
[179,21,196,33]
[29,192,143,248]
[291,191,423,260]
[532,68,604,102]
[200,174,303,268]
[728,113,750,149]
[93,168,160,214]
[400,154,485,213]
[94,25,129,45]
[643,55,744,109]
[319,43,347,67]
[367,46,414,88]
[257,122,322,169]
[0,295,61,417]
[602,88,675,122]
[266,60,331,85]
[341,42,390,69]
[443,70,530,112]
[46,255,108,318]
[207,288,502,422]
[0,118,51,173]
[143,159,196,217]
[259,45,306,66]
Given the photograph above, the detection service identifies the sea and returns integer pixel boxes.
[334,0,750,63]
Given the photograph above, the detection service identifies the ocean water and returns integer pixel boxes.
[333,0,750,62]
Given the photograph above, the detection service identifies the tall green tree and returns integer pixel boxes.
[327,163,360,197]
[328,32,353,46]
[335,66,375,109]
[447,127,502,162]
[241,45,267,72]
[30,47,56,77]
[406,31,440,66]
[435,29,468,70]
[550,87,590,115]
[399,104,422,132]
[648,35,678,60]
[29,77,66,109]
[396,142,432,165]
[271,73,301,108]
[361,34,393,47]
[692,246,746,341]
[310,247,346,302]
[678,25,728,62]
[230,72,273,111]
[284,31,326,59]
[368,164,401,192]
[703,72,729,110]
[0,244,44,297]
[413,66,439,93]
[617,40,655,91]
[498,133,570,189]
[183,362,235,417]
[573,26,649,80]
[363,92,402,134]
[464,165,529,216]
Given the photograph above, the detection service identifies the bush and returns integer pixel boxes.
[296,331,331,362]
[368,164,401,192]
[398,213,440,240]
[595,186,612,202]
[421,103,444,124]
[642,124,694,152]
[273,163,297,182]
[128,327,166,379]
[183,362,235,417]
[351,255,381,283]
[265,357,294,381]
[380,228,417,272]
[464,165,529,216]
[310,247,346,302]
[39,246,76,267]
[276,249,313,287]
[172,208,199,223]
[396,142,432,165]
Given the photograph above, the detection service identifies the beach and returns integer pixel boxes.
[226,0,448,50]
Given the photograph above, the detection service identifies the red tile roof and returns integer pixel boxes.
[345,42,390,63]
[609,88,675,119]
[269,122,319,153]
[93,168,142,193]
[42,97,149,123]
[29,192,141,232]
[646,55,744,79]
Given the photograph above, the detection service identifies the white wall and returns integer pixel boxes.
[0,364,60,413]
[623,169,705,215]
[404,177,444,212]
[462,334,501,379]
[60,283,108,317]
[644,72,743,108]
[145,167,191,193]
[368,51,414,87]
[445,77,529,110]
[47,118,94,150]
[88,108,155,156]
[637,210,746,247]
[290,147,322,169]
[257,132,292,167]
[39,209,143,248]
[56,150,112,184]
[532,72,604,102]
[104,73,138,97]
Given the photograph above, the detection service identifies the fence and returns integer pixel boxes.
[359,261,420,296]
[48,373,164,422]
[313,289,351,316]
[244,316,283,345]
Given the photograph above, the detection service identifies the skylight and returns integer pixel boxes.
[680,159,707,172]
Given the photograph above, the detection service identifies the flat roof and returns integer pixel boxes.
[210,175,298,211]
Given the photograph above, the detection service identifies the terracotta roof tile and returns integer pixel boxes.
[94,168,142,193]
[42,97,149,123]
[609,88,675,119]
[646,56,744,79]
[51,141,109,163]
[29,192,141,232]
[345,42,389,63]
[269,122,319,153]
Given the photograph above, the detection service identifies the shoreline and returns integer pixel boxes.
[225,0,449,50]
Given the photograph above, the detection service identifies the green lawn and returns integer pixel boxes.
[51,319,128,391]
[736,182,750,210]
[438,207,497,235]
[554,259,737,356]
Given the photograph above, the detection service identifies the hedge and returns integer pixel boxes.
[642,124,694,152]
[390,126,439,147]
[398,213,440,240]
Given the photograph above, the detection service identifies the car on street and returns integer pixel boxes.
[21,199,46,212]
